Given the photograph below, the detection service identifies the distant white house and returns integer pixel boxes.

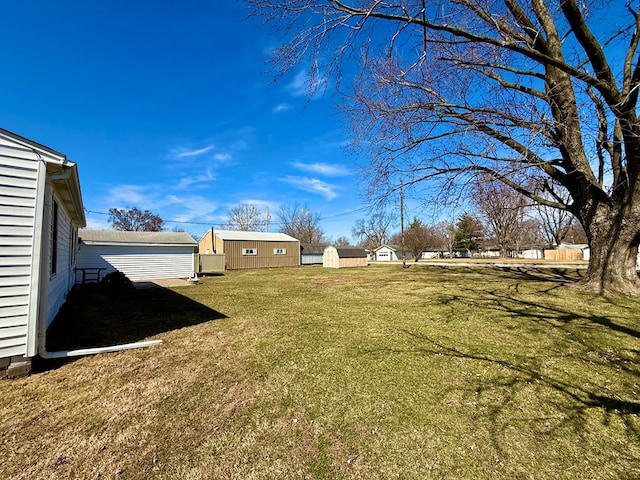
[374,245,399,261]
[0,129,85,377]
[521,249,544,259]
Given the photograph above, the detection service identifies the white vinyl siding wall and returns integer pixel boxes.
[76,245,195,282]
[0,139,40,358]
[44,192,75,330]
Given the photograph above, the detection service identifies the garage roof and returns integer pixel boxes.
[214,230,299,242]
[79,229,197,246]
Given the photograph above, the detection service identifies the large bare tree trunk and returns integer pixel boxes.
[579,202,640,294]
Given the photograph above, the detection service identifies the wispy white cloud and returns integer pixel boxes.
[292,161,350,177]
[175,145,215,158]
[84,218,112,230]
[272,103,292,113]
[106,184,154,207]
[231,199,280,212]
[214,153,232,163]
[279,176,339,200]
[162,194,218,223]
[287,70,327,98]
[173,169,216,190]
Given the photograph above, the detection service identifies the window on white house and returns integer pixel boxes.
[51,201,59,276]
[273,248,286,255]
[70,227,77,266]
[242,248,257,255]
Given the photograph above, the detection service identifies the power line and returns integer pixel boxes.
[84,204,373,228]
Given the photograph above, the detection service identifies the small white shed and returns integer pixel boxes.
[77,230,197,282]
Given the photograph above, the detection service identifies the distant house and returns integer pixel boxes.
[0,128,86,377]
[300,243,328,265]
[199,229,300,270]
[76,229,197,282]
[323,246,368,268]
[373,244,413,261]
[374,245,399,261]
[521,248,543,259]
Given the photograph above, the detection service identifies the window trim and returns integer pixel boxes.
[242,248,257,256]
[51,200,59,277]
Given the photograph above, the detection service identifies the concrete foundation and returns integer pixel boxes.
[0,356,32,379]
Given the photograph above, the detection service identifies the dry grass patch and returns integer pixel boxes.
[1,265,639,479]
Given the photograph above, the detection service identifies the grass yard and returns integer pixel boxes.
[1,264,639,479]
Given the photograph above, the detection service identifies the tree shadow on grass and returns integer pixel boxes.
[401,330,640,417]
[392,276,640,441]
[45,283,227,353]
[368,266,640,468]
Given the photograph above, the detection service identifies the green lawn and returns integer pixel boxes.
[1,265,639,479]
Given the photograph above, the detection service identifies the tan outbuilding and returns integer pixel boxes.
[323,246,368,268]
[199,229,300,270]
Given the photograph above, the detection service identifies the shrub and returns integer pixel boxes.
[100,271,134,295]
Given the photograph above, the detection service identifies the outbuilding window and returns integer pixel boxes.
[242,248,257,255]
[273,248,286,255]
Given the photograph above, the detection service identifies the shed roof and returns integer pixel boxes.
[79,229,197,246]
[300,243,329,254]
[331,246,368,258]
[214,229,299,242]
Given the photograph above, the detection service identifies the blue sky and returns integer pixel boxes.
[1,1,373,241]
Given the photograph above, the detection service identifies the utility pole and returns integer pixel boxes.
[400,180,406,268]
[265,207,271,232]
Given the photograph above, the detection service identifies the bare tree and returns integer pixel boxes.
[518,217,546,252]
[278,204,326,243]
[404,218,432,261]
[566,221,588,245]
[528,180,576,246]
[536,204,575,247]
[472,177,528,258]
[352,210,394,250]
[250,0,640,293]
[226,204,264,231]
[334,236,351,246]
[108,207,164,232]
[433,221,456,258]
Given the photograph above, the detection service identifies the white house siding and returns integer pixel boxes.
[0,137,40,359]
[76,245,195,282]
[43,190,76,330]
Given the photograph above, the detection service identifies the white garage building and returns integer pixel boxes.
[76,229,197,282]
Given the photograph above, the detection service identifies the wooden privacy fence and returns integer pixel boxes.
[194,254,226,273]
[543,249,585,261]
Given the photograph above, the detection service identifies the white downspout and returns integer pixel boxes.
[37,166,162,359]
